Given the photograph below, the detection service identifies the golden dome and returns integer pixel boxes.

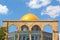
[20,13,39,21]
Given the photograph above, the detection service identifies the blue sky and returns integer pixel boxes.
[0,0,60,33]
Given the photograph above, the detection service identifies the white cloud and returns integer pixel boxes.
[0,4,8,14]
[41,6,60,18]
[27,0,51,9]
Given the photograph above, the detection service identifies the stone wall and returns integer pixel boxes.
[3,20,58,40]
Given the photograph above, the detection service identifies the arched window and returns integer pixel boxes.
[21,25,29,31]
[31,25,41,40]
[8,25,18,40]
[32,25,41,32]
[20,25,29,40]
[43,25,52,40]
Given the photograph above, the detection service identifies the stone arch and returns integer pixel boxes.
[2,20,58,40]
[50,24,58,32]
[43,25,53,32]
[21,25,29,31]
[42,23,58,33]
[8,24,18,33]
[8,24,18,28]
[20,25,29,40]
[43,25,53,40]
[31,25,41,31]
[8,25,18,40]
[42,22,58,40]
[50,24,58,40]
[8,23,18,28]
[31,25,41,40]
[31,24,42,30]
